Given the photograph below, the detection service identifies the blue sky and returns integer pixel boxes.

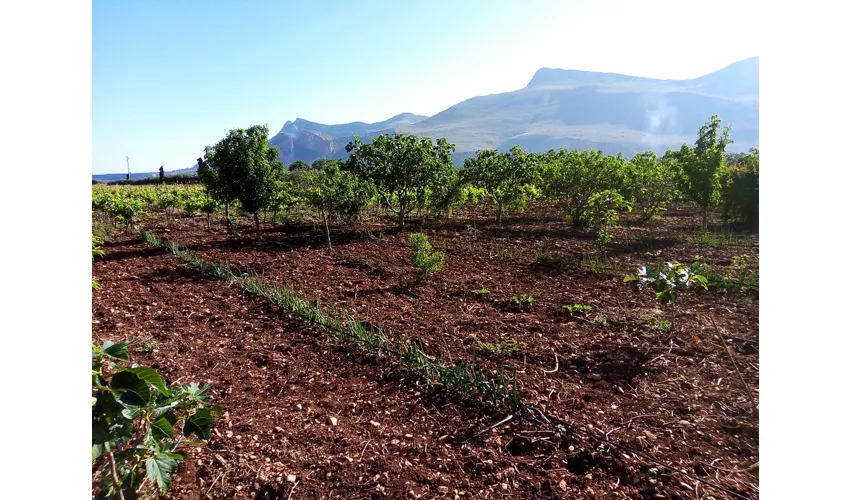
[93,0,759,174]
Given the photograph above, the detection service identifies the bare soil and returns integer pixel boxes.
[93,202,758,499]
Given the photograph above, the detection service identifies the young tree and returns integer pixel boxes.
[623,151,678,221]
[540,148,626,226]
[462,146,539,222]
[670,115,733,228]
[299,161,374,251]
[198,125,285,239]
[344,132,455,226]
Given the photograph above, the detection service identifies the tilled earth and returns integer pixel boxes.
[92,203,758,499]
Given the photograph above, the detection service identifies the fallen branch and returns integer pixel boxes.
[708,314,758,417]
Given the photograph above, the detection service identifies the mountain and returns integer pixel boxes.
[270,57,758,165]
[269,113,428,165]
[92,57,758,180]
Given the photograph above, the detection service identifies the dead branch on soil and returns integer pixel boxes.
[706,314,758,417]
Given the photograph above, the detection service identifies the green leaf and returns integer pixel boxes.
[110,371,151,407]
[145,453,178,493]
[102,341,130,362]
[151,412,177,441]
[121,366,169,395]
[182,407,220,440]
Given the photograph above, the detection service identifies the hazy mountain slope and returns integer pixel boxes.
[406,57,758,155]
[93,58,758,179]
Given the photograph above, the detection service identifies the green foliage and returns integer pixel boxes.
[471,288,491,295]
[667,115,733,227]
[477,339,526,358]
[92,341,220,499]
[592,314,608,327]
[98,190,147,230]
[311,158,342,171]
[540,148,626,226]
[721,147,759,228]
[198,124,285,238]
[581,189,631,251]
[106,174,200,186]
[288,160,310,172]
[509,294,534,310]
[462,146,539,221]
[345,132,455,226]
[93,234,106,290]
[624,259,710,305]
[408,233,445,283]
[562,303,593,315]
[623,151,678,221]
[652,319,672,333]
[430,167,467,219]
[299,161,376,250]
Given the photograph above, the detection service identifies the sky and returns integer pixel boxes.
[92,0,760,174]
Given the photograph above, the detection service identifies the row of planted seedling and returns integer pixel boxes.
[141,231,522,411]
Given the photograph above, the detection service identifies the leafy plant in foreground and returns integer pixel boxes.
[408,232,445,283]
[92,341,220,499]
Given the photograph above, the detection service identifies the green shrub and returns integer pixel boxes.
[92,340,220,499]
[408,233,444,282]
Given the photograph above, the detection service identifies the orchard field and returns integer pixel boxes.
[92,117,758,499]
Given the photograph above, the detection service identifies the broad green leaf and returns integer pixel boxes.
[102,341,130,362]
[182,407,219,440]
[110,371,151,407]
[151,412,177,441]
[146,453,178,493]
[121,407,142,420]
[121,366,169,395]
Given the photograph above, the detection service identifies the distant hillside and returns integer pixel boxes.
[93,58,758,180]
[269,113,428,165]
[272,57,758,165]
[92,164,198,183]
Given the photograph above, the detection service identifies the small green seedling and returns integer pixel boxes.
[472,288,491,295]
[592,314,607,327]
[563,303,593,314]
[509,294,534,310]
[477,339,526,358]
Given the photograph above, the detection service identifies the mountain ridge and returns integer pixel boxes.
[93,57,758,179]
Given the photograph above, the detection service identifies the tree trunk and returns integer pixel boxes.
[254,212,262,240]
[702,206,709,229]
[496,200,503,222]
[321,207,332,252]
[225,202,230,220]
